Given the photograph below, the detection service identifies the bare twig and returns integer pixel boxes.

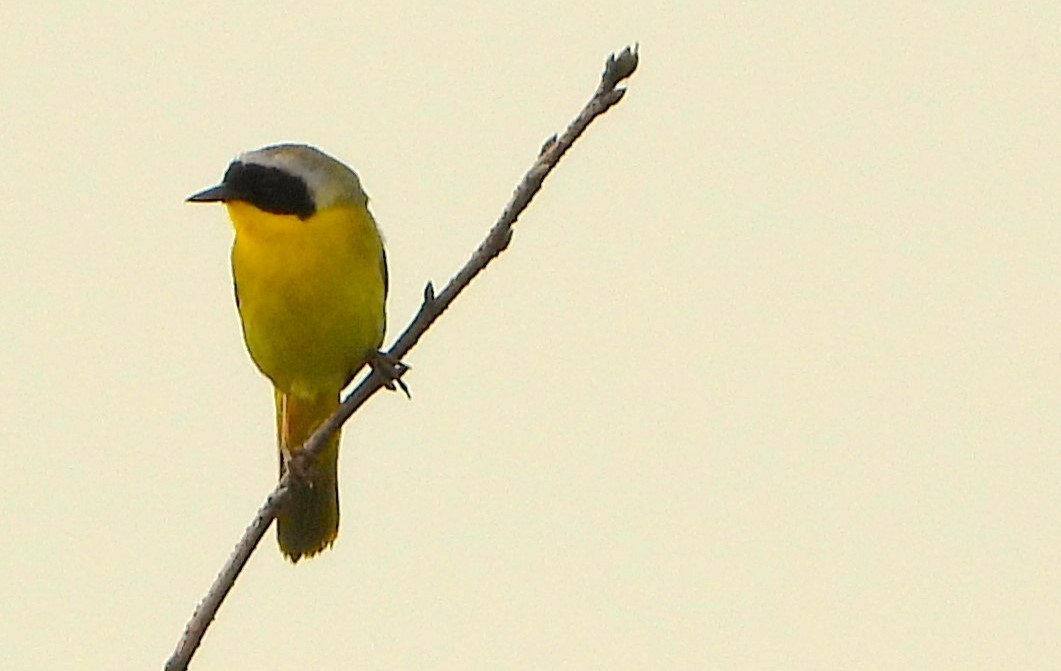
[164,45,638,671]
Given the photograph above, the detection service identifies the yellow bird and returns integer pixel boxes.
[188,144,387,562]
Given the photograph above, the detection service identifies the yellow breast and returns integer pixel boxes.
[226,200,386,397]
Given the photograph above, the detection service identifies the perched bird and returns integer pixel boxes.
[188,144,387,561]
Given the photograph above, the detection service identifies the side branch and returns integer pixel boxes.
[164,44,638,671]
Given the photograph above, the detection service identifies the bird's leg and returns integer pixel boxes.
[278,393,311,486]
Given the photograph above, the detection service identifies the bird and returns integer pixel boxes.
[187,144,387,562]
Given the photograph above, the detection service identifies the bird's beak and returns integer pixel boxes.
[186,184,231,203]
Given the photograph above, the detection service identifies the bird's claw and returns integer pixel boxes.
[371,351,411,398]
[280,443,313,487]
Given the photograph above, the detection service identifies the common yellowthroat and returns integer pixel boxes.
[188,144,387,561]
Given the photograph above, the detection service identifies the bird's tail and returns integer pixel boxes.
[274,389,341,562]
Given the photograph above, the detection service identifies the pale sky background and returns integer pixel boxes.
[1,2,1058,670]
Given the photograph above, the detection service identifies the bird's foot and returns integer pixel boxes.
[371,351,411,398]
[280,443,313,488]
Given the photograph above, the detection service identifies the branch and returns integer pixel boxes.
[164,44,638,671]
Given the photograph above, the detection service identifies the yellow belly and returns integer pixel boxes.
[227,200,386,397]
